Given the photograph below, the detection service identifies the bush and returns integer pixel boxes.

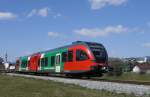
[107,58,123,76]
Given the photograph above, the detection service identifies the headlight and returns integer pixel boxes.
[102,67,106,70]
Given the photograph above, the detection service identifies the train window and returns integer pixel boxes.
[41,58,45,66]
[62,52,67,62]
[51,56,55,66]
[44,57,48,67]
[22,62,24,67]
[68,50,73,62]
[21,61,23,67]
[22,61,25,67]
[76,50,89,61]
[21,61,24,67]
[56,55,60,65]
[22,61,27,67]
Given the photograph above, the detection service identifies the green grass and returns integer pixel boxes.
[0,74,147,97]
[100,72,150,82]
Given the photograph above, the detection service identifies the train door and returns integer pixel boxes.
[29,57,36,71]
[29,55,40,72]
[55,53,61,73]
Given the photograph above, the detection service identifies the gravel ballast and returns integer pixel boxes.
[7,73,150,96]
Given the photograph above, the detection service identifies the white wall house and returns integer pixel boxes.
[4,62,9,70]
[132,64,150,74]
[133,66,141,73]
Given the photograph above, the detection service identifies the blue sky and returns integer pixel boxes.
[0,0,150,61]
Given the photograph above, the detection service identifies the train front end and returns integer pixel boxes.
[85,42,108,75]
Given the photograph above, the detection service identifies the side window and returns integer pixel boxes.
[68,50,73,62]
[22,61,27,67]
[41,58,45,66]
[45,57,48,67]
[40,57,48,67]
[62,52,67,62]
[24,61,26,67]
[76,50,89,61]
[51,56,55,66]
[25,61,28,67]
[56,55,60,64]
[21,61,24,67]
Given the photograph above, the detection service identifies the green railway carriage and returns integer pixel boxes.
[39,48,68,73]
[20,56,28,71]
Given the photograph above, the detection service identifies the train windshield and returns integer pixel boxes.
[87,43,108,63]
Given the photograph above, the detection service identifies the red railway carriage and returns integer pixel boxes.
[63,41,108,76]
[64,45,95,72]
[15,59,20,71]
[28,53,41,72]
[17,41,108,77]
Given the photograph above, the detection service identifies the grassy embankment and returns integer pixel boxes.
[0,74,146,97]
[100,72,150,82]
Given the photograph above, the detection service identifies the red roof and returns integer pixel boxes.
[136,64,150,70]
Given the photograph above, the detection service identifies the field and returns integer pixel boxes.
[0,74,145,97]
[100,72,150,82]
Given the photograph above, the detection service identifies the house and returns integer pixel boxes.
[133,64,150,74]
[0,57,15,72]
[2,62,16,72]
[8,62,16,72]
[4,62,9,70]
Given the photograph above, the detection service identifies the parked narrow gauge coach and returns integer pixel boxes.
[16,41,108,77]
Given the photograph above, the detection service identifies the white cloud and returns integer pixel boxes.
[89,0,127,10]
[27,7,62,18]
[28,7,49,17]
[53,13,62,18]
[0,12,17,20]
[48,32,61,37]
[142,43,150,48]
[27,9,37,17]
[38,8,49,17]
[74,25,129,37]
[148,22,150,27]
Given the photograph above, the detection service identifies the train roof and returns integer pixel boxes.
[20,41,104,58]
